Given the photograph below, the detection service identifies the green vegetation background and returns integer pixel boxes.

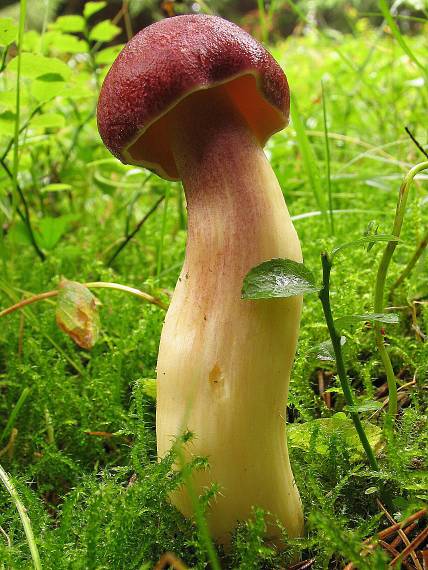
[0,1,427,568]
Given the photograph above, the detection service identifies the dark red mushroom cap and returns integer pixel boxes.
[97,14,290,180]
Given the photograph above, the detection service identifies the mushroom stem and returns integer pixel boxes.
[156,88,304,545]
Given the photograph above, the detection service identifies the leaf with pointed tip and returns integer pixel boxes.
[312,337,346,362]
[84,1,107,19]
[242,258,318,300]
[89,20,121,43]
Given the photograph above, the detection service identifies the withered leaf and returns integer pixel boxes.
[56,279,101,349]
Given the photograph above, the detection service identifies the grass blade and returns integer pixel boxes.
[321,81,334,235]
[378,0,426,74]
[0,464,42,570]
[290,93,328,229]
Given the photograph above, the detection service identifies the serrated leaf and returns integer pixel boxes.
[331,235,400,258]
[242,258,318,300]
[49,15,85,33]
[89,20,121,42]
[312,337,346,362]
[84,1,107,19]
[288,412,382,461]
[335,312,399,329]
[7,53,71,80]
[31,113,65,130]
[56,280,101,349]
[0,18,17,46]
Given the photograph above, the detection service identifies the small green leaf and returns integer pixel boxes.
[365,486,378,495]
[288,412,382,461]
[7,53,71,80]
[84,1,107,19]
[31,113,65,130]
[44,31,86,54]
[242,258,318,300]
[312,337,346,362]
[331,235,400,258]
[56,280,101,350]
[335,313,399,329]
[89,20,121,42]
[0,17,17,46]
[49,15,85,33]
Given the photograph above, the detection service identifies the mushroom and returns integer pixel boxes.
[97,14,303,546]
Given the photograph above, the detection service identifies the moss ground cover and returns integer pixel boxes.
[0,3,427,568]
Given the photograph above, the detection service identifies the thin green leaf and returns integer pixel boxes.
[41,183,72,193]
[331,234,400,258]
[335,313,399,329]
[242,258,318,300]
[378,0,426,74]
[290,93,328,227]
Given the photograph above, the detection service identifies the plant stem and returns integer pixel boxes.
[373,161,428,420]
[0,282,167,319]
[108,194,164,266]
[84,282,168,310]
[319,252,379,471]
[390,228,428,297]
[11,0,27,223]
[0,157,46,262]
[0,463,42,570]
[321,81,334,236]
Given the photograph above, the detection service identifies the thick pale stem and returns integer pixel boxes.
[156,89,303,545]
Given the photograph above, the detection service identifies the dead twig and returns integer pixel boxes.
[390,526,428,567]
[377,500,422,570]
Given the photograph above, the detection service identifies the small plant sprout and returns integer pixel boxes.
[97,15,304,545]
